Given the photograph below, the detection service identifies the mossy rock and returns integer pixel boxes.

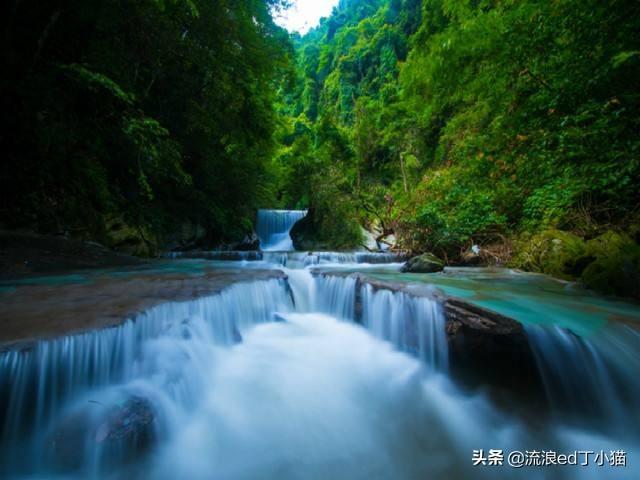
[290,208,362,251]
[290,210,331,251]
[511,229,587,280]
[401,253,445,273]
[513,229,640,299]
[581,231,640,299]
[104,216,157,257]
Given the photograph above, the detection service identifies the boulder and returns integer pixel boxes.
[512,229,640,299]
[290,209,331,251]
[229,232,260,251]
[401,253,445,273]
[457,250,484,266]
[163,221,207,252]
[511,229,587,280]
[46,395,156,471]
[443,298,543,402]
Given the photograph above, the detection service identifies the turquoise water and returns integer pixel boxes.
[0,260,221,289]
[357,267,640,337]
[3,260,639,337]
[2,258,639,478]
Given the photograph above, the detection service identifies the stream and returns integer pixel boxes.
[0,210,639,479]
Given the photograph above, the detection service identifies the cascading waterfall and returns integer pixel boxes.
[1,261,639,479]
[0,279,293,477]
[256,209,307,251]
[262,251,405,268]
[525,323,640,436]
[361,285,448,372]
[307,274,448,372]
[309,274,357,319]
[304,251,406,265]
[158,250,406,267]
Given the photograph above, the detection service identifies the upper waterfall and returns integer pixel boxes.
[256,209,307,251]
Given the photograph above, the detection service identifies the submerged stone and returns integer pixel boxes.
[46,395,156,472]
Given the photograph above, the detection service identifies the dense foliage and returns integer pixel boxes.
[2,0,639,278]
[276,0,640,258]
[1,0,291,252]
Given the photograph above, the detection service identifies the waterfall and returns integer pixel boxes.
[310,274,448,372]
[361,285,448,372]
[162,251,263,261]
[159,250,405,266]
[261,251,406,268]
[525,323,640,436]
[256,209,307,251]
[303,252,407,265]
[311,274,358,319]
[0,279,293,477]
[2,263,639,479]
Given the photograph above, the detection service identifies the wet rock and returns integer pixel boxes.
[47,395,156,472]
[95,396,155,445]
[290,209,329,251]
[231,325,243,343]
[229,232,260,251]
[353,276,363,324]
[512,229,640,299]
[163,221,207,251]
[401,253,444,273]
[443,299,541,397]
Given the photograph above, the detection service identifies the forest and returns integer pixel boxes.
[1,0,639,296]
[2,3,640,478]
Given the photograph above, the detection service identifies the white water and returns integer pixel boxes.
[256,209,307,251]
[0,279,293,475]
[526,323,640,432]
[361,284,448,372]
[1,264,639,479]
[262,251,406,268]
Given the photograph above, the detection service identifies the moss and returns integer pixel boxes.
[401,253,445,273]
[581,231,640,299]
[511,229,587,280]
[512,229,640,299]
[103,216,158,258]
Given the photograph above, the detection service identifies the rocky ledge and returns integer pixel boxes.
[0,267,286,351]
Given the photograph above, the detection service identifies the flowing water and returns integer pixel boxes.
[256,209,307,251]
[1,237,639,478]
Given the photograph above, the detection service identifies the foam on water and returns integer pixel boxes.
[1,265,639,479]
[0,279,293,476]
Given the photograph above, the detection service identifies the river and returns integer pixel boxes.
[0,210,638,479]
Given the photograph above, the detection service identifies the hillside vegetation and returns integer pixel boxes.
[2,0,639,294]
